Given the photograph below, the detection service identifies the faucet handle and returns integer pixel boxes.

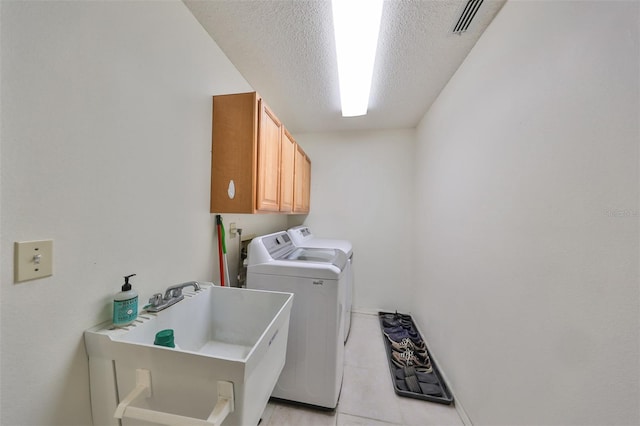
[148,293,163,307]
[165,288,183,300]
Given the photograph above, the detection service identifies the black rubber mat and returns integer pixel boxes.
[378,311,454,405]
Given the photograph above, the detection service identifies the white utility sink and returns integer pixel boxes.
[84,283,293,426]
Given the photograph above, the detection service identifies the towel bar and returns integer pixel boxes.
[114,369,234,426]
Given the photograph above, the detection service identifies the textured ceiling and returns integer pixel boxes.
[184,0,506,133]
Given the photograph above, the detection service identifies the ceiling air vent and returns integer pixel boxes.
[453,0,484,34]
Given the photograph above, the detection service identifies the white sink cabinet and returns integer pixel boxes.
[84,284,293,426]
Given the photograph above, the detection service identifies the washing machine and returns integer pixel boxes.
[288,225,354,342]
[246,231,348,409]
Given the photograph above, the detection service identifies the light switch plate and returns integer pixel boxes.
[14,240,53,282]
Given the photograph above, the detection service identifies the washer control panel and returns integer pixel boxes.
[262,232,294,258]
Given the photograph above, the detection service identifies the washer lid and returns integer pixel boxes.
[287,226,353,257]
[278,247,347,270]
[295,238,353,257]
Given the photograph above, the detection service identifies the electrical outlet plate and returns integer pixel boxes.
[14,240,53,282]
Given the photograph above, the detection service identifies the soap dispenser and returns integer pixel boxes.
[113,274,138,327]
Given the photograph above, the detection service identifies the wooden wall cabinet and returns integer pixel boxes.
[210,92,309,214]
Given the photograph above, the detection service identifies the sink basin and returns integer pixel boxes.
[84,283,293,426]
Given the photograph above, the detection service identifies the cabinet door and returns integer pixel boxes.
[293,144,311,213]
[301,154,311,212]
[280,129,295,212]
[210,92,258,213]
[256,100,282,212]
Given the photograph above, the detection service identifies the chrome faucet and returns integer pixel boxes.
[145,281,201,312]
[164,281,201,299]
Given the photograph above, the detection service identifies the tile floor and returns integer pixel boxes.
[259,312,463,426]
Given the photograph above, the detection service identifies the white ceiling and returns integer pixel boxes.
[184,0,506,133]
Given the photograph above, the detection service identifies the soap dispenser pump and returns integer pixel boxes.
[113,273,138,327]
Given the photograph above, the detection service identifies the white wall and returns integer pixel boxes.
[413,2,639,425]
[0,1,286,424]
[295,129,415,313]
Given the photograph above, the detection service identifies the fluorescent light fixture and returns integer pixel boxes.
[331,0,383,117]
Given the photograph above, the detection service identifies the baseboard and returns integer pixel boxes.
[351,307,381,316]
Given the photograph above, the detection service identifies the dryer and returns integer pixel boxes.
[288,225,354,342]
[246,231,347,409]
